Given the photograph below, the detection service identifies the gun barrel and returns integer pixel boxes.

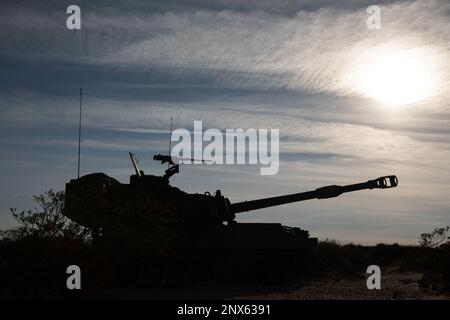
[230,175,398,214]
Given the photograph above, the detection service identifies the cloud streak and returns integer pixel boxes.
[1,0,449,106]
[1,90,449,167]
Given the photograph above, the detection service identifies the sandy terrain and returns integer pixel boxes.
[239,267,448,300]
[93,267,449,300]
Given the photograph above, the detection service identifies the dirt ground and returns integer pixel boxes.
[93,267,449,300]
[240,267,448,300]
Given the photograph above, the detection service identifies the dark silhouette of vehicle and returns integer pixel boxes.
[63,153,398,283]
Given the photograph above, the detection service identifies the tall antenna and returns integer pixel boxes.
[167,117,173,168]
[77,88,83,179]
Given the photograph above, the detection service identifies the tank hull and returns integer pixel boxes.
[177,222,316,250]
[63,173,317,284]
[109,223,317,285]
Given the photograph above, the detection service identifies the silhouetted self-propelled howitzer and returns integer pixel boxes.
[64,153,398,282]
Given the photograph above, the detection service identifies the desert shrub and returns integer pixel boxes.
[0,237,113,299]
[0,190,178,297]
[0,190,89,242]
[307,240,436,279]
[418,227,450,293]
[419,243,450,293]
[307,240,372,276]
[418,226,449,248]
[0,191,109,298]
[370,243,434,271]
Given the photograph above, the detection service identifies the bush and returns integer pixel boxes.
[418,226,449,248]
[0,190,89,242]
[0,237,113,298]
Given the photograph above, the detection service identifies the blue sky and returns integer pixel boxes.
[1,0,449,244]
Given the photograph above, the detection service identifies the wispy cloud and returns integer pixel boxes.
[2,0,450,106]
[1,90,449,167]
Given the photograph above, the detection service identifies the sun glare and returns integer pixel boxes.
[356,48,438,106]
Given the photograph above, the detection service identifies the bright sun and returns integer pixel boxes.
[357,49,438,106]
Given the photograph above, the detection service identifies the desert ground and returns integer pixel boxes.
[92,267,448,300]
